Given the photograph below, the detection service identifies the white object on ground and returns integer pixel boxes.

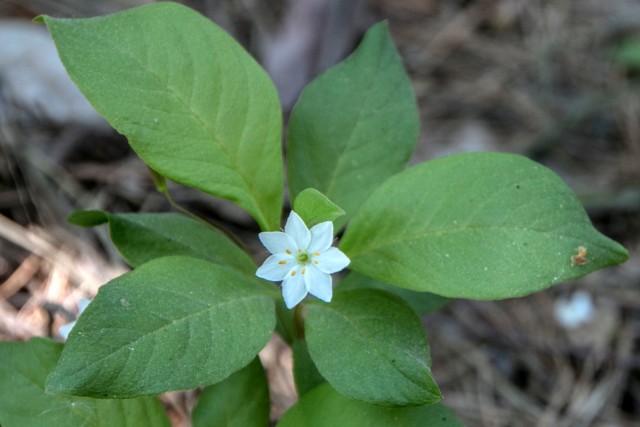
[554,290,595,329]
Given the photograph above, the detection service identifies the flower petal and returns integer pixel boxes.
[315,247,350,274]
[304,266,333,303]
[282,267,308,308]
[308,221,334,253]
[256,254,295,281]
[284,211,311,249]
[259,231,298,254]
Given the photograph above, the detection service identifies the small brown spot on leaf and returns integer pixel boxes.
[571,246,588,267]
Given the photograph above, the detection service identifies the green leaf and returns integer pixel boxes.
[277,383,462,427]
[68,209,109,227]
[46,256,275,398]
[68,210,255,273]
[304,289,440,406]
[40,3,283,231]
[338,272,449,316]
[292,340,325,397]
[613,36,640,69]
[192,357,269,427]
[287,22,418,229]
[0,338,170,427]
[293,188,345,228]
[341,152,629,299]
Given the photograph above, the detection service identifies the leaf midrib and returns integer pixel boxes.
[323,45,395,199]
[346,223,602,258]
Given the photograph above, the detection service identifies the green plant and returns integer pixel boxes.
[0,3,627,426]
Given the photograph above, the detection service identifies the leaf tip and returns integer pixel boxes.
[374,19,389,30]
[67,209,108,227]
[600,238,630,266]
[612,243,630,264]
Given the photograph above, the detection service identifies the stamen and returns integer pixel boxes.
[313,260,318,265]
[285,249,292,254]
[278,261,287,265]
[314,252,320,256]
[301,268,306,274]
[291,270,296,276]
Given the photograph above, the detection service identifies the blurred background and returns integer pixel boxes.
[0,0,638,426]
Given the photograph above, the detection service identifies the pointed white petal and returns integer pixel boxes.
[256,254,295,281]
[316,247,350,274]
[304,266,333,302]
[284,211,311,249]
[259,231,298,254]
[308,221,334,253]
[282,268,308,308]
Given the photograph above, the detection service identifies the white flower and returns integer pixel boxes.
[256,211,350,309]
[59,298,91,340]
[554,291,595,329]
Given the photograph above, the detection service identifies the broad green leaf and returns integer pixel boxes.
[341,152,629,299]
[0,338,169,427]
[39,3,283,231]
[287,22,418,229]
[292,340,325,397]
[68,210,255,274]
[46,256,275,398]
[293,188,345,228]
[277,383,462,427]
[304,289,440,406]
[338,272,449,316]
[192,358,269,427]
